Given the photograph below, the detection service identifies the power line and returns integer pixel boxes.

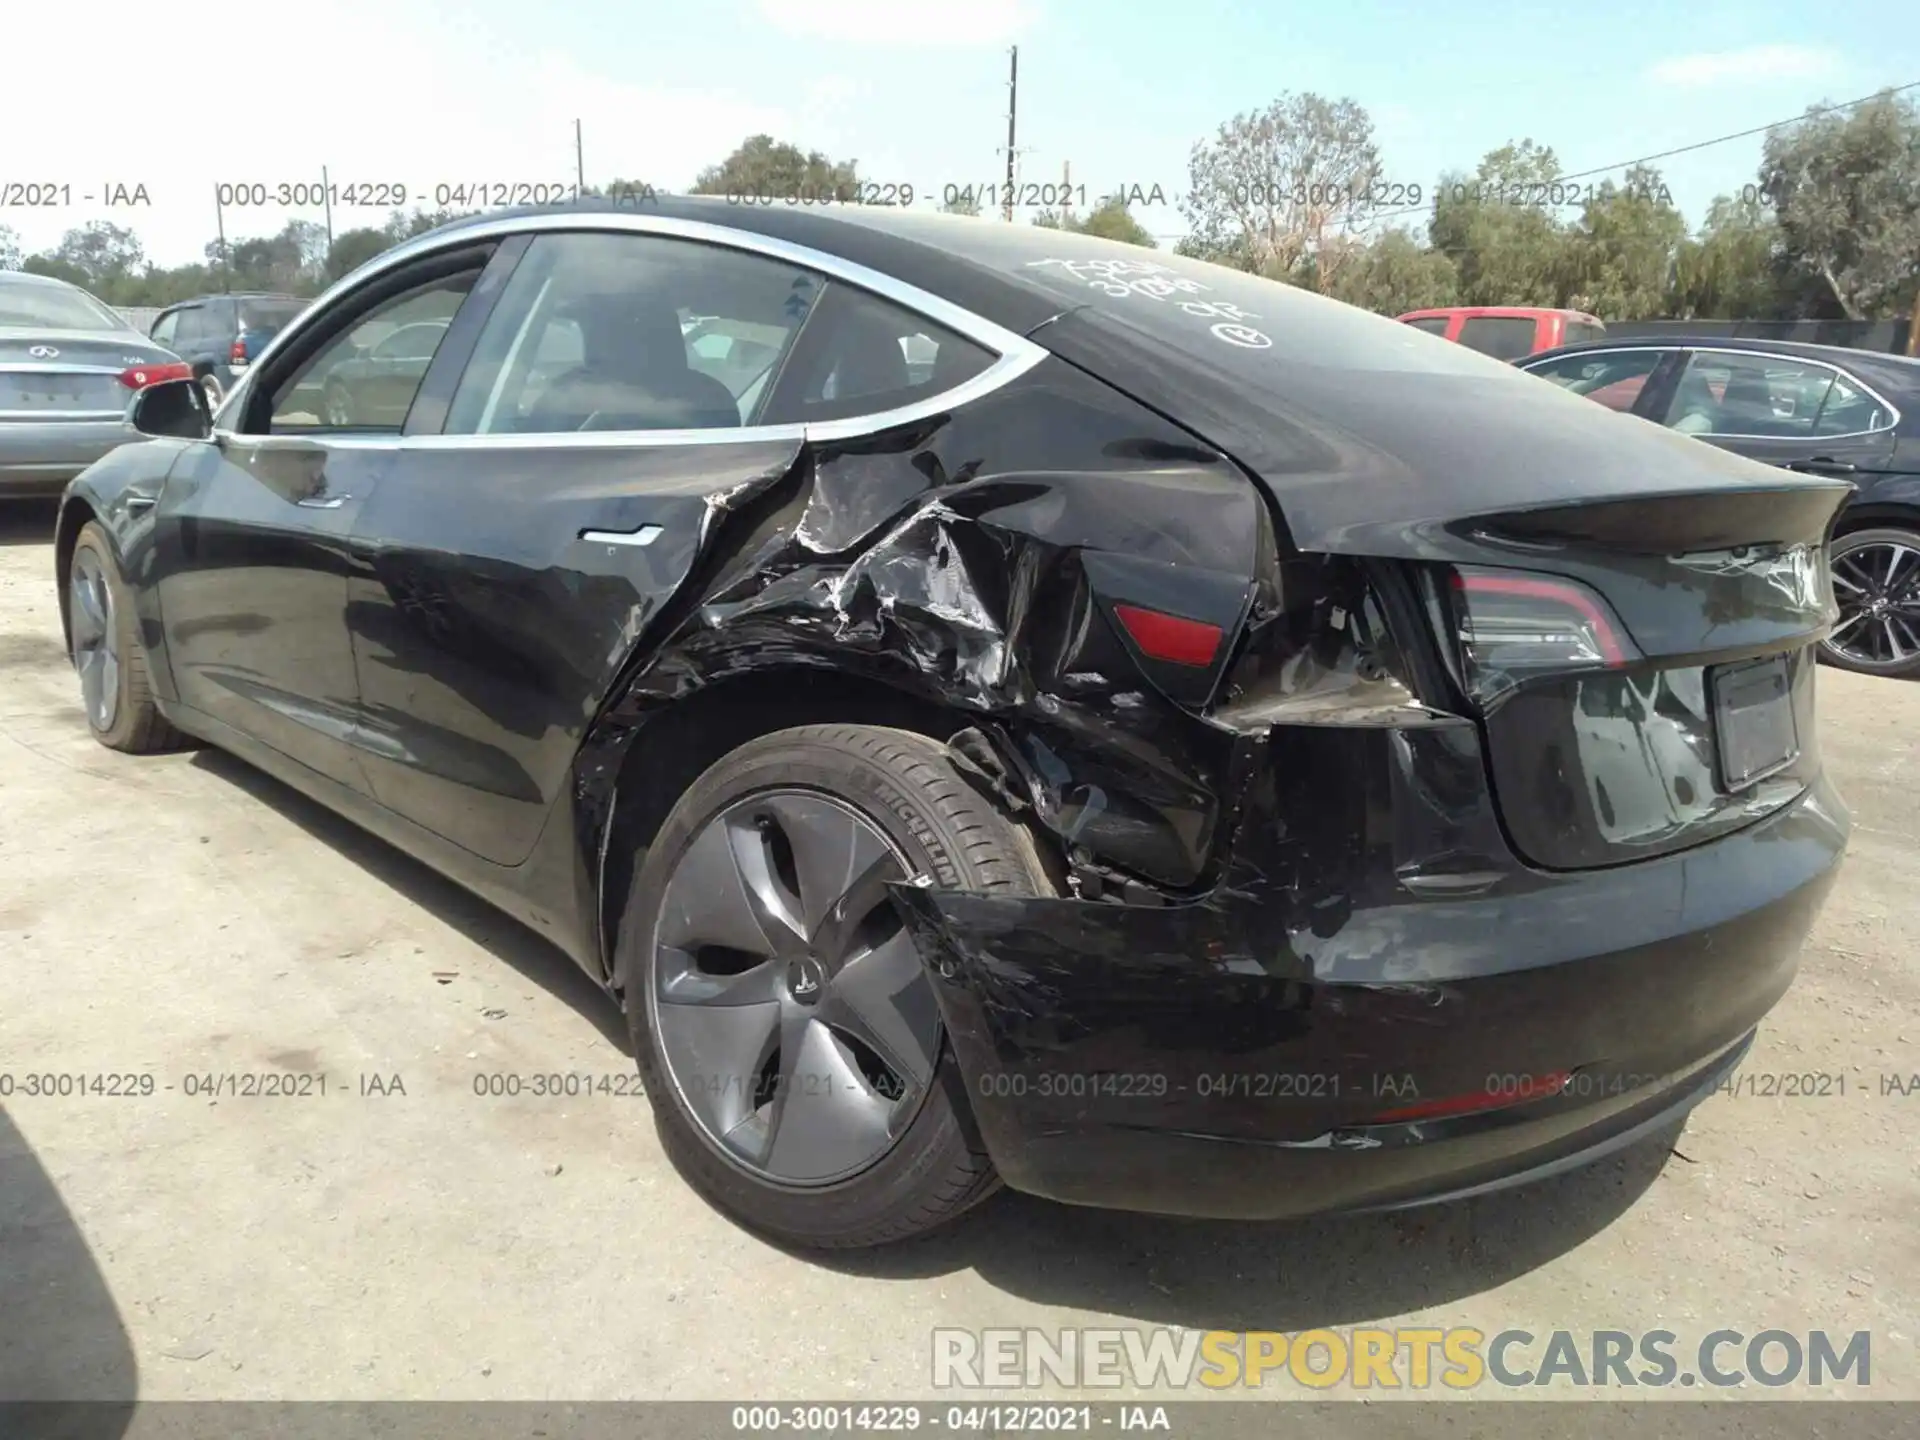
[1363,78,1920,229]
[1121,77,1920,241]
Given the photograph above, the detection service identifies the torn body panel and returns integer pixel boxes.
[583,360,1280,980]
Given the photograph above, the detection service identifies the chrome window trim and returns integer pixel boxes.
[215,209,1052,449]
[1666,346,1901,441]
[1518,345,1671,374]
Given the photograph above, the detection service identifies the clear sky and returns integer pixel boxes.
[4,0,1917,266]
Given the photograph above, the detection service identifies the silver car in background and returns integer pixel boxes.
[0,271,190,498]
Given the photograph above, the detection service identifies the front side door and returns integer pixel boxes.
[1645,348,1900,477]
[151,254,492,787]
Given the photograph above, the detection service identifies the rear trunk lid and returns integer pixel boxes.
[0,327,175,421]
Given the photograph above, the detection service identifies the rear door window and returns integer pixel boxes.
[1457,316,1540,360]
[443,231,824,434]
[1658,353,1835,437]
[1402,316,1452,336]
[759,285,993,425]
[1811,371,1896,436]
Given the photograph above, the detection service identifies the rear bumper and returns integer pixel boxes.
[894,768,1847,1221]
[0,420,142,496]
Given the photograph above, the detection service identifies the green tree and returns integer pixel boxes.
[691,135,859,200]
[1557,164,1686,320]
[1428,140,1571,306]
[1326,228,1459,313]
[1179,92,1382,288]
[0,225,19,270]
[31,221,145,289]
[1032,196,1157,247]
[327,226,395,280]
[1668,191,1790,319]
[1761,89,1920,319]
[940,192,982,217]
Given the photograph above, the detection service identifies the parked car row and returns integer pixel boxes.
[49,199,1851,1250]
[0,271,309,497]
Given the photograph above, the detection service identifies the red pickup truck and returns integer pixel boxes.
[1397,306,1607,359]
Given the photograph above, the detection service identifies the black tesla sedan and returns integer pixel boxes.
[55,199,1849,1249]
[1519,337,1920,677]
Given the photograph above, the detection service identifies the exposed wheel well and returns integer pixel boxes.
[1833,505,1920,538]
[597,668,990,994]
[52,497,98,649]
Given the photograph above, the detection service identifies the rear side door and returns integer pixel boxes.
[341,222,1008,869]
[151,245,497,787]
[341,227,825,865]
[1647,348,1900,477]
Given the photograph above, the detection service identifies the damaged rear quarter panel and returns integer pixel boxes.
[584,358,1277,972]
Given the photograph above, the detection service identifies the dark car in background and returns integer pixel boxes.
[1399,305,1607,359]
[54,202,1848,1249]
[1521,337,1920,677]
[0,270,192,498]
[148,292,309,412]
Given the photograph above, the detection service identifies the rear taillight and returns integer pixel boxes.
[117,362,194,391]
[1111,604,1224,667]
[1446,566,1639,704]
[230,337,248,362]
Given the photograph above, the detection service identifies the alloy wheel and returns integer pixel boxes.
[200,373,224,410]
[69,549,120,732]
[1827,539,1920,668]
[646,789,943,1187]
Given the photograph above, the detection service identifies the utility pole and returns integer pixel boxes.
[1002,46,1018,222]
[320,163,334,256]
[575,119,586,194]
[1062,160,1072,223]
[213,187,230,294]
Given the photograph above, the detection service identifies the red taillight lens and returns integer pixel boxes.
[230,338,247,362]
[1370,1071,1572,1125]
[1111,604,1223,667]
[117,362,194,391]
[1447,566,1638,704]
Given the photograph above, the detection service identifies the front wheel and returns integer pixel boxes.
[198,370,224,411]
[67,522,182,752]
[1823,526,1920,677]
[622,724,1052,1248]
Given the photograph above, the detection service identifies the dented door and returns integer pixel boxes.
[343,437,802,865]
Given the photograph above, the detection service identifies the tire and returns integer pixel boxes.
[622,723,1051,1249]
[198,370,224,410]
[67,521,183,752]
[1822,526,1920,678]
[323,382,353,428]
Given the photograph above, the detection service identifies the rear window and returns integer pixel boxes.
[239,300,306,333]
[1457,316,1540,360]
[1403,316,1452,335]
[0,277,126,331]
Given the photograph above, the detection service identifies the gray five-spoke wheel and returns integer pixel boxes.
[646,789,942,1187]
[1828,538,1920,668]
[69,547,120,732]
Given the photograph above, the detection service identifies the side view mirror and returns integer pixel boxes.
[128,377,213,440]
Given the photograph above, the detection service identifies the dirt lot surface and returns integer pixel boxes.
[1,495,1915,1415]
